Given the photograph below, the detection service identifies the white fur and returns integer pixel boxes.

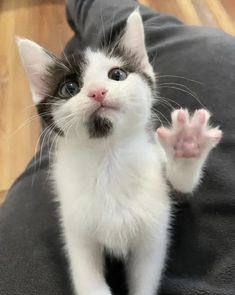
[55,131,170,295]
[165,156,206,193]
[17,11,216,295]
[52,45,171,294]
[53,12,171,295]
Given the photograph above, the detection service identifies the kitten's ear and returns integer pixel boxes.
[16,38,53,104]
[122,10,150,71]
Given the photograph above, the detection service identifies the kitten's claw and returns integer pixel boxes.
[157,109,222,158]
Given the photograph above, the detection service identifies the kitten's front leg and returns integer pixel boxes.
[65,231,111,295]
[157,109,222,193]
[127,229,168,295]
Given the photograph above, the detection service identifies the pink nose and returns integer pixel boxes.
[88,88,107,103]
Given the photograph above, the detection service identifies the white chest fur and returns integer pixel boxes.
[53,134,170,257]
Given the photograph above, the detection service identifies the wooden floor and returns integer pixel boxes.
[1,0,235,202]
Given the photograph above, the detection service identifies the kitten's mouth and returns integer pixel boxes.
[95,102,120,114]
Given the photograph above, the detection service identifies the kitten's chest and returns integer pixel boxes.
[54,142,169,255]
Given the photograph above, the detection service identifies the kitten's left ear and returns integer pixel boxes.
[16,38,54,104]
[121,10,150,71]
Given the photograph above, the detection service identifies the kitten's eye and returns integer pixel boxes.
[59,81,80,98]
[108,68,127,81]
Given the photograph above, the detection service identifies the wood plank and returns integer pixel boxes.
[0,190,7,205]
[222,0,235,21]
[140,0,235,34]
[142,0,202,25]
[204,0,235,35]
[0,0,73,191]
[191,0,219,27]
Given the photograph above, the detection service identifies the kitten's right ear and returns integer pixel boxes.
[16,38,53,104]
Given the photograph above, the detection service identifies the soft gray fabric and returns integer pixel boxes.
[1,1,235,294]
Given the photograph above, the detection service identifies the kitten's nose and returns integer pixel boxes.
[88,88,107,103]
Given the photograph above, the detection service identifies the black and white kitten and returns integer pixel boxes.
[17,11,222,295]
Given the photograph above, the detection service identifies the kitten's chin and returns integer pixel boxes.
[86,113,113,138]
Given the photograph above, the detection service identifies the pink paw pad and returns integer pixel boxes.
[157,109,222,158]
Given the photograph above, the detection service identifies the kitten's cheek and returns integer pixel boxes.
[53,117,65,131]
[111,112,125,127]
[53,110,71,131]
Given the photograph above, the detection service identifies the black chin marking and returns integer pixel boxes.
[87,114,113,138]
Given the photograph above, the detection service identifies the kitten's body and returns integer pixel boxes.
[17,11,222,295]
[55,130,170,295]
[55,129,169,255]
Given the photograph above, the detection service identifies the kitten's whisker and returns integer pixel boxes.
[151,112,164,127]
[46,122,66,181]
[156,74,203,84]
[38,117,66,173]
[32,121,56,180]
[47,121,68,172]
[42,94,63,101]
[99,8,107,52]
[48,117,75,171]
[106,10,115,55]
[156,100,174,112]
[158,82,198,98]
[64,118,75,139]
[156,98,179,112]
[52,55,71,73]
[153,110,171,126]
[9,111,54,138]
[61,50,74,73]
[39,122,57,173]
[157,96,183,109]
[22,103,37,110]
[158,86,207,108]
[150,52,157,66]
[9,115,40,138]
[71,53,81,76]
[35,116,65,165]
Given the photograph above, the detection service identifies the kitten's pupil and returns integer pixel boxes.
[108,68,127,81]
[59,81,79,98]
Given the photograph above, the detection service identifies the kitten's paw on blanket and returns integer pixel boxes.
[157,109,222,158]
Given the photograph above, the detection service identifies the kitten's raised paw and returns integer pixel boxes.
[157,109,222,158]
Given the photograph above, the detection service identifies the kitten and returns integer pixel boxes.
[17,11,222,295]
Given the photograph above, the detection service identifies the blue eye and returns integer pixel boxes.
[108,68,127,81]
[59,81,80,98]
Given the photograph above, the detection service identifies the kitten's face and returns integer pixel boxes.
[17,11,155,139]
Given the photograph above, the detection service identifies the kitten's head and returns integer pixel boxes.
[17,11,155,139]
